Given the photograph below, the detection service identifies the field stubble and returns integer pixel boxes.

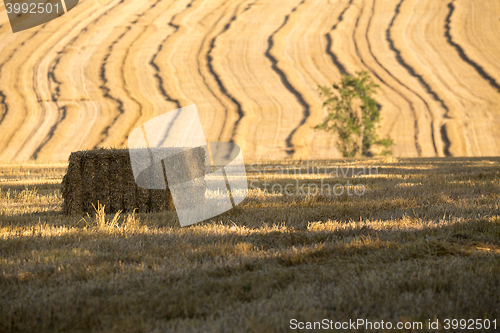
[0,158,499,332]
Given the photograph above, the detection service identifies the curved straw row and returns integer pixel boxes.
[0,0,499,161]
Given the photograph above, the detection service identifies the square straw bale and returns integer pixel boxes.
[94,149,111,213]
[62,147,206,216]
[61,151,83,214]
[107,152,125,213]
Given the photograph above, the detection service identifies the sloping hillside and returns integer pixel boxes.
[0,0,498,161]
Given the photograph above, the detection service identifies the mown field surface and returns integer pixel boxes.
[0,0,499,161]
[1,158,499,332]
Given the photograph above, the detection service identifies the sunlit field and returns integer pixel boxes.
[1,158,499,332]
[1,0,500,161]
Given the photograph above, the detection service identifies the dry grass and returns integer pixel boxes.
[1,158,499,332]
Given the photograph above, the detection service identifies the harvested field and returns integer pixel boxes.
[0,0,499,161]
[1,158,499,332]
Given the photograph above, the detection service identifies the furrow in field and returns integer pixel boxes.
[57,0,142,151]
[147,0,236,146]
[282,0,354,159]
[1,23,67,161]
[328,0,368,80]
[445,1,500,93]
[270,0,351,159]
[150,43,181,110]
[0,91,7,127]
[387,0,454,158]
[383,0,471,156]
[362,0,433,157]
[438,0,500,155]
[325,0,355,76]
[29,42,70,160]
[147,0,194,115]
[449,0,500,155]
[319,0,362,158]
[92,0,166,149]
[43,0,141,158]
[0,20,12,130]
[29,4,111,160]
[210,0,313,158]
[117,0,196,147]
[143,1,199,120]
[264,0,311,157]
[201,0,265,155]
[452,0,500,89]
[353,0,422,156]
[326,0,417,156]
[445,0,500,92]
[43,0,133,160]
[387,1,449,114]
[0,24,15,131]
[31,107,67,160]
[325,35,347,77]
[0,29,41,161]
[0,0,129,160]
[14,26,69,161]
[62,0,176,153]
[201,1,252,144]
[92,27,131,149]
[148,12,183,112]
[401,0,500,156]
[148,0,235,147]
[115,0,177,148]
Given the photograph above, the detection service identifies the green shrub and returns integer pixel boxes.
[316,71,394,157]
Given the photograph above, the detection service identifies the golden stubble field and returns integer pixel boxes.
[0,0,499,161]
[0,158,499,332]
